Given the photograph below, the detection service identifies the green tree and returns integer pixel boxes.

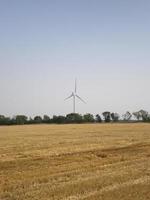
[111,113,120,122]
[43,115,51,123]
[66,113,83,123]
[102,111,111,122]
[122,111,132,121]
[0,115,11,125]
[34,116,42,124]
[133,111,141,121]
[139,110,149,121]
[133,110,149,122]
[0,115,5,124]
[83,113,95,123]
[52,115,66,124]
[95,114,102,123]
[15,115,28,125]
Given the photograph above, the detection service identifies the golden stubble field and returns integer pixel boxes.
[0,123,150,200]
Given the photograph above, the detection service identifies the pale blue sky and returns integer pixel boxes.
[0,0,150,117]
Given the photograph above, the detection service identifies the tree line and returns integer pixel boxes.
[0,110,150,125]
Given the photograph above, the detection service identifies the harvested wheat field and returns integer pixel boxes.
[0,123,150,200]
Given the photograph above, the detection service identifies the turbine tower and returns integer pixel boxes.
[65,79,86,113]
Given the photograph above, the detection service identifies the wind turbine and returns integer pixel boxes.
[65,79,86,113]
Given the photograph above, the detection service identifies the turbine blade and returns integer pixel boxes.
[65,93,73,100]
[76,95,86,103]
[75,78,77,93]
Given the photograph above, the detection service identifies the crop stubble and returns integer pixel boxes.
[0,123,150,200]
